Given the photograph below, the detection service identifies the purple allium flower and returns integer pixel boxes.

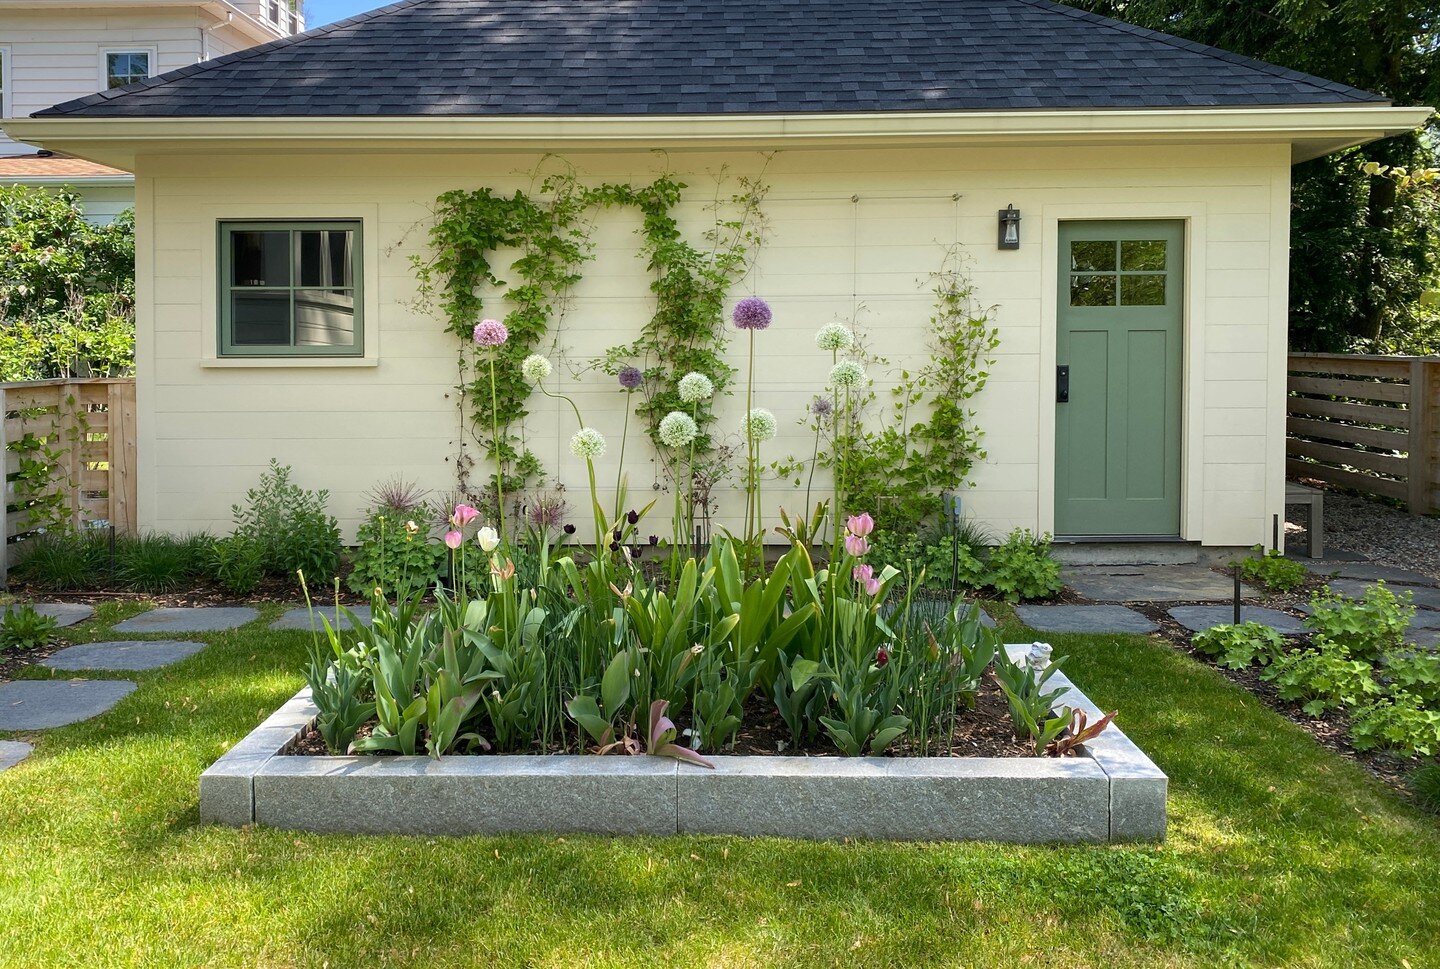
[732,296,773,331]
[473,318,509,347]
[618,366,644,391]
[811,395,834,417]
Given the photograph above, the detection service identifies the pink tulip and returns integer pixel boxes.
[844,533,869,557]
[863,576,883,596]
[852,563,874,583]
[451,503,479,528]
[444,530,463,550]
[846,513,875,537]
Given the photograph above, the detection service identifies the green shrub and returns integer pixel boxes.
[1305,581,1414,660]
[12,530,109,591]
[209,535,266,596]
[230,460,341,585]
[1191,622,1288,670]
[0,604,59,650]
[346,480,445,598]
[872,530,987,591]
[985,529,1063,602]
[1261,637,1381,716]
[115,532,209,592]
[1349,695,1440,757]
[1411,762,1440,812]
[1382,650,1440,707]
[1236,545,1308,593]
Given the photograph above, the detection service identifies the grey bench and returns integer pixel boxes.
[1285,482,1324,559]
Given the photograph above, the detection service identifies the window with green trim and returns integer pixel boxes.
[218,221,363,357]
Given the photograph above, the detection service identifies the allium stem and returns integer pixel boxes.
[488,356,506,547]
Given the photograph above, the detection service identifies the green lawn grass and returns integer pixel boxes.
[0,599,1437,968]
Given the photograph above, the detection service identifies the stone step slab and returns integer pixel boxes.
[1326,578,1440,611]
[1166,606,1308,635]
[3,603,94,627]
[0,680,136,730]
[1306,562,1438,587]
[1015,605,1159,634]
[113,606,259,633]
[42,640,205,672]
[0,740,32,773]
[270,605,373,631]
[1063,565,1255,603]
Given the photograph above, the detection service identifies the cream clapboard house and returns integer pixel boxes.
[0,0,302,220]
[4,0,1430,553]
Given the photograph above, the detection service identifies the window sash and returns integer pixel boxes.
[105,51,151,89]
[218,221,364,357]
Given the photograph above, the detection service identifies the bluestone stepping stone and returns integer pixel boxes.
[42,640,205,672]
[270,605,373,631]
[3,603,94,627]
[1063,565,1255,603]
[113,606,259,633]
[1308,562,1438,586]
[1166,606,1308,635]
[0,680,136,730]
[1327,578,1440,611]
[0,740,32,773]
[1015,605,1158,634]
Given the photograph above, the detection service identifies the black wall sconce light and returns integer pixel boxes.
[998,204,1021,249]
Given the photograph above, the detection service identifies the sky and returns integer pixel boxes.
[304,0,386,28]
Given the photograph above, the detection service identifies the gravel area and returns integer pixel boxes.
[1288,489,1440,581]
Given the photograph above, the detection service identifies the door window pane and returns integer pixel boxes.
[1121,240,1167,271]
[1070,241,1116,272]
[294,290,356,346]
[231,292,291,345]
[1121,274,1166,306]
[1070,274,1116,306]
[231,230,290,287]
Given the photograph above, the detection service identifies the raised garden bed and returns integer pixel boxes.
[201,645,1166,843]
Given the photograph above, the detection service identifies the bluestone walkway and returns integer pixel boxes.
[43,640,206,672]
[113,606,259,634]
[1015,604,1158,634]
[4,603,94,627]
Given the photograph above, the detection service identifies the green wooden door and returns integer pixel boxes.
[1055,220,1184,537]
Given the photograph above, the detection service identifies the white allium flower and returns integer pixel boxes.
[677,371,714,403]
[520,354,553,383]
[815,321,855,352]
[569,427,607,460]
[829,360,866,389]
[658,410,699,449]
[743,407,778,442]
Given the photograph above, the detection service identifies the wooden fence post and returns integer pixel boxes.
[1412,359,1440,515]
[107,380,137,534]
[1,384,8,590]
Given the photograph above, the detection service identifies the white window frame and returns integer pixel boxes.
[0,46,12,119]
[98,48,156,91]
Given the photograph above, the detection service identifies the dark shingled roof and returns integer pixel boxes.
[35,0,1385,118]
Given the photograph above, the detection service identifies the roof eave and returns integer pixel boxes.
[5,105,1431,169]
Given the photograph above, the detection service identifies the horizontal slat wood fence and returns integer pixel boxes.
[1,378,136,585]
[1286,353,1440,514]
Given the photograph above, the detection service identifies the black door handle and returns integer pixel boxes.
[1056,365,1070,403]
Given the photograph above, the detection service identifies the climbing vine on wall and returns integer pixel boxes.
[413,159,769,501]
[413,162,595,497]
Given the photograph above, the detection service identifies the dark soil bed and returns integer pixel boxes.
[287,675,1042,759]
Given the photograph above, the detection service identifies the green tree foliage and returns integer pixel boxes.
[1067,0,1440,352]
[0,185,135,379]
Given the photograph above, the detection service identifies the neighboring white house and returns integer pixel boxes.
[5,0,1431,555]
[0,0,301,220]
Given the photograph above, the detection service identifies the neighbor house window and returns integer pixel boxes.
[104,51,151,89]
[219,221,363,357]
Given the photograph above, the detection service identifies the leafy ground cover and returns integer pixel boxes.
[0,599,1437,967]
